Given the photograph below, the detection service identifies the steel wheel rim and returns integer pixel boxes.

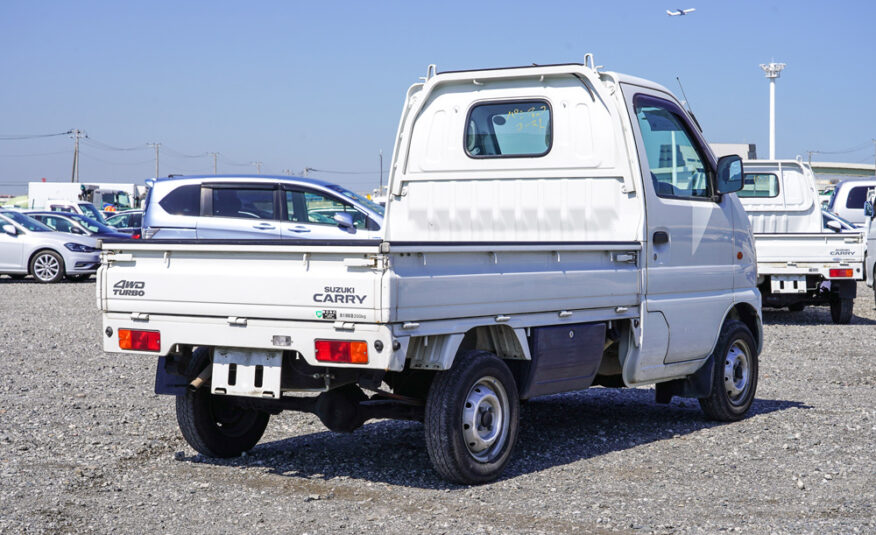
[724,340,752,405]
[462,376,510,462]
[34,254,60,281]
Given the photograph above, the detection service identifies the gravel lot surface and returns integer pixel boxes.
[1,278,874,534]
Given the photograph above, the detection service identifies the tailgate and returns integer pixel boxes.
[754,232,865,278]
[97,240,385,323]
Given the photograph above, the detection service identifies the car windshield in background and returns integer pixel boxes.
[69,214,115,233]
[326,185,385,216]
[0,211,53,232]
[78,203,106,223]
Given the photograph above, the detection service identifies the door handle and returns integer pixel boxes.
[252,223,276,230]
[287,226,311,233]
[653,231,669,245]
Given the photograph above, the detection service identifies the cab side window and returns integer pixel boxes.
[635,97,712,199]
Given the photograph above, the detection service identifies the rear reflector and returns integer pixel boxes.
[314,340,368,364]
[829,268,854,278]
[118,329,161,351]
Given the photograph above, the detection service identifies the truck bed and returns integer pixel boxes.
[753,232,864,279]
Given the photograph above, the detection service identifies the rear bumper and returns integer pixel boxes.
[101,312,407,372]
[756,261,864,281]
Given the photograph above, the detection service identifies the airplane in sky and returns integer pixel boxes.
[666,8,696,16]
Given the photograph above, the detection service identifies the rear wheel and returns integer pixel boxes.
[176,348,270,457]
[29,250,64,283]
[830,297,853,324]
[424,351,519,484]
[699,320,758,421]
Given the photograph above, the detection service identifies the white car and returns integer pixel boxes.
[0,211,100,283]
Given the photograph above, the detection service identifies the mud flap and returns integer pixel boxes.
[154,356,190,396]
[654,355,714,404]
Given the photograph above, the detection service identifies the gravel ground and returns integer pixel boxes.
[1,278,874,534]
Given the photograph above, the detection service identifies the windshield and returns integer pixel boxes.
[0,211,52,232]
[326,185,385,216]
[69,213,114,233]
[78,203,106,224]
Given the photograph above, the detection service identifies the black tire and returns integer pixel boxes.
[699,320,758,422]
[424,350,519,484]
[29,250,64,283]
[67,274,91,282]
[830,297,853,324]
[175,348,270,458]
[788,303,805,312]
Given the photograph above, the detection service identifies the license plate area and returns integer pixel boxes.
[211,348,282,399]
[770,275,807,294]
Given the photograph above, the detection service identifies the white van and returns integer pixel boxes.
[827,178,876,227]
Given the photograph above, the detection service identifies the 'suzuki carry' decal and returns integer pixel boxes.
[313,286,367,304]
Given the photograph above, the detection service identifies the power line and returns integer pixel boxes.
[163,145,209,159]
[306,168,376,175]
[79,152,154,165]
[809,141,872,155]
[0,130,72,140]
[83,138,148,152]
[0,150,71,158]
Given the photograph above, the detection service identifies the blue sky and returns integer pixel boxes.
[1,0,874,194]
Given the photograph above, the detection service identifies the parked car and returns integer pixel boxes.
[822,209,857,232]
[826,178,876,227]
[105,210,143,237]
[27,211,133,240]
[142,176,384,240]
[864,192,876,303]
[0,210,100,282]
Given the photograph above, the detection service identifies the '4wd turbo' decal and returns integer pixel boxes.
[113,280,145,296]
[313,286,367,304]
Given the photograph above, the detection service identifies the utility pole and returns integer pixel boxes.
[147,142,161,178]
[301,167,311,177]
[70,129,84,182]
[251,161,263,174]
[209,152,219,174]
[379,150,383,192]
[760,62,786,159]
[807,150,817,166]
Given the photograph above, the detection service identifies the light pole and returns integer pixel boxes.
[760,62,786,160]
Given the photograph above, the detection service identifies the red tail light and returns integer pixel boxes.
[315,340,368,364]
[829,268,853,278]
[132,232,141,239]
[119,329,160,351]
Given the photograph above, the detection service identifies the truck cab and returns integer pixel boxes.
[98,59,761,484]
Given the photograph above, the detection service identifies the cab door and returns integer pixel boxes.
[0,217,24,270]
[281,188,374,239]
[624,86,735,364]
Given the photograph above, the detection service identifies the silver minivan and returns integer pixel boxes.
[827,178,876,227]
[142,176,384,240]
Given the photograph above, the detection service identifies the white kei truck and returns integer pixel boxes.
[97,59,763,484]
[738,160,865,323]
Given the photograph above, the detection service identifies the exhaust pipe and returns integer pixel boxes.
[188,365,212,392]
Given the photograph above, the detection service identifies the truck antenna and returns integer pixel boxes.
[676,76,694,114]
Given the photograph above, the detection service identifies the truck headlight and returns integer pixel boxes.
[65,242,99,253]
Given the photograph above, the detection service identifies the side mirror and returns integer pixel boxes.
[715,155,743,194]
[864,201,874,218]
[826,220,842,232]
[333,212,354,230]
[1,224,17,236]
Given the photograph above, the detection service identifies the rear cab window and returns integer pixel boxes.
[739,173,780,198]
[465,100,551,157]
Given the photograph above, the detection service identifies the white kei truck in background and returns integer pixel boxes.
[738,160,865,323]
[97,59,762,484]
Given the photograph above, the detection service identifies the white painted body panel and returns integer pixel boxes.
[739,160,822,233]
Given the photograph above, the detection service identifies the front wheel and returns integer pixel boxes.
[175,348,270,457]
[699,320,758,421]
[830,297,853,324]
[29,250,64,283]
[424,351,519,484]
